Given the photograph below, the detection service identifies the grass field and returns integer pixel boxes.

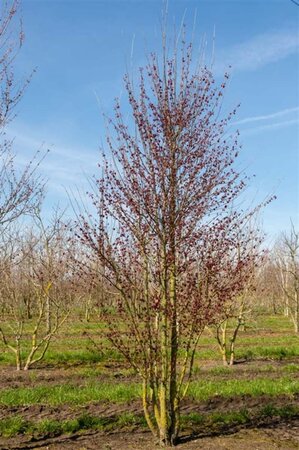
[0,314,298,449]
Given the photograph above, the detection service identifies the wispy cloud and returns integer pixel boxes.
[234,107,299,126]
[3,122,101,207]
[6,126,98,168]
[242,118,299,136]
[231,105,299,136]
[215,29,299,74]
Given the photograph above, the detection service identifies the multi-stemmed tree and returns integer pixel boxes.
[76,38,268,446]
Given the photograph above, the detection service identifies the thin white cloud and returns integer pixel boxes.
[242,118,299,136]
[2,123,102,205]
[6,124,99,168]
[215,29,299,74]
[234,106,299,126]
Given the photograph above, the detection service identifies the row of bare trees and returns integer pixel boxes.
[0,1,70,370]
[259,226,299,331]
[0,210,74,369]
[1,216,297,369]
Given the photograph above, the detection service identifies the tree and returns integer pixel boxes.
[0,0,48,369]
[0,0,44,230]
[75,36,269,446]
[274,224,299,332]
[255,258,284,315]
[209,222,264,366]
[0,209,72,370]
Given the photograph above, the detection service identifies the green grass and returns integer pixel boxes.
[1,314,297,368]
[192,315,298,362]
[209,409,250,425]
[254,315,294,332]
[114,412,147,428]
[1,313,299,442]
[259,404,299,419]
[188,377,299,401]
[0,346,123,368]
[0,412,146,438]
[282,363,299,373]
[195,342,299,363]
[197,362,299,379]
[45,349,108,365]
[206,366,232,376]
[1,405,299,438]
[35,418,63,436]
[1,375,298,409]
[0,416,28,438]
[181,412,204,426]
[0,382,142,407]
[182,404,299,431]
[239,346,299,361]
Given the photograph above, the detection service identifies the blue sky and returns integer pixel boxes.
[8,0,299,241]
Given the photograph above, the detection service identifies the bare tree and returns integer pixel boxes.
[274,224,299,332]
[0,210,72,370]
[208,222,265,366]
[0,0,25,129]
[0,0,44,229]
[256,256,285,315]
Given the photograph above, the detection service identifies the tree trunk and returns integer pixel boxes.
[169,270,179,445]
[15,339,21,371]
[294,289,299,333]
[46,295,51,334]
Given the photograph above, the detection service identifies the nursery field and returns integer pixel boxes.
[0,314,299,449]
